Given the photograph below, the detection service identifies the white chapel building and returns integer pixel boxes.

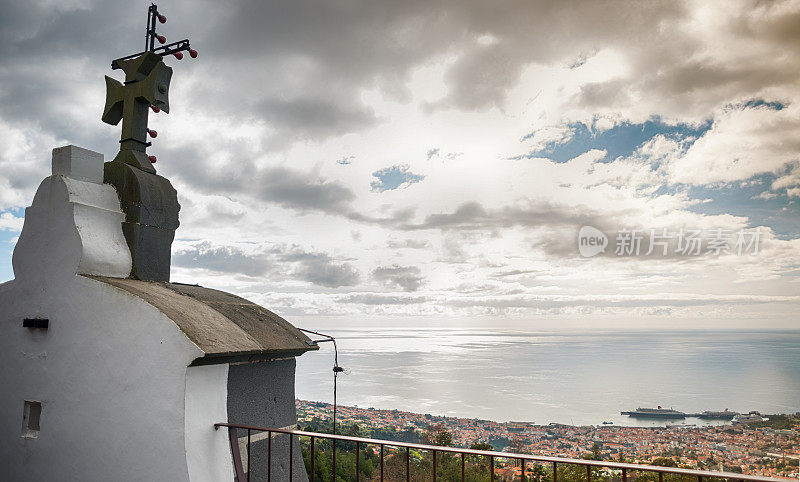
[0,145,316,481]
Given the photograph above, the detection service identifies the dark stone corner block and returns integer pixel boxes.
[104,160,181,281]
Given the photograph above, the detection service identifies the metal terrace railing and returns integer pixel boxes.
[214,423,789,482]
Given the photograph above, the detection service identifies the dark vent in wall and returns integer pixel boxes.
[22,401,42,438]
[23,318,49,329]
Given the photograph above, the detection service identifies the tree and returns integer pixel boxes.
[470,442,493,451]
[509,437,528,454]
[528,462,548,482]
[651,457,677,467]
[300,423,378,482]
[424,424,453,447]
[582,442,602,461]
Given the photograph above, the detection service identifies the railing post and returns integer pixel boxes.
[267,431,272,482]
[356,441,360,482]
[586,464,591,482]
[622,467,627,482]
[433,449,437,481]
[658,471,662,482]
[521,459,526,482]
[461,452,465,482]
[380,444,384,482]
[490,455,495,481]
[553,461,558,482]
[228,427,246,482]
[289,434,293,481]
[247,429,251,482]
[332,439,336,482]
[310,436,315,482]
[406,446,410,482]
[697,476,702,482]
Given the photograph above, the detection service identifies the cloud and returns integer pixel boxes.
[172,243,272,277]
[257,97,378,146]
[0,212,24,231]
[753,191,778,200]
[372,264,424,292]
[260,166,357,213]
[668,103,800,185]
[402,200,603,232]
[1,0,799,325]
[386,238,431,249]
[172,241,359,288]
[337,293,428,305]
[167,147,358,217]
[370,164,425,192]
[433,42,524,111]
[442,293,800,310]
[770,162,800,194]
[282,250,361,288]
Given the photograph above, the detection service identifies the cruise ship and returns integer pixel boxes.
[697,409,738,420]
[621,406,686,418]
[732,411,767,424]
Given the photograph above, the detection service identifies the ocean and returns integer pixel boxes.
[294,323,800,427]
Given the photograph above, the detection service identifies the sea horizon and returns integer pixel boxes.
[295,323,800,427]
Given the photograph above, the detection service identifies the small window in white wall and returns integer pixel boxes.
[21,401,41,438]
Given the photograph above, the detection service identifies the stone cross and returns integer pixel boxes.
[100,4,195,281]
[102,3,195,174]
[102,52,172,174]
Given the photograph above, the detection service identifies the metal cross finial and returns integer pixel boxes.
[102,4,197,173]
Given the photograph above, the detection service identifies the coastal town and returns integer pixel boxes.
[297,400,800,479]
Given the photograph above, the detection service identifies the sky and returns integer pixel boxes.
[0,0,799,329]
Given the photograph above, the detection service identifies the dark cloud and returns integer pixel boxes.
[162,144,358,217]
[0,0,794,203]
[172,241,359,288]
[432,42,524,111]
[572,80,632,111]
[3,0,797,161]
[401,200,606,231]
[282,250,361,288]
[173,0,686,134]
[166,148,422,226]
[0,1,150,138]
[259,166,356,213]
[372,264,424,292]
[257,97,378,145]
[173,243,271,277]
[163,144,422,224]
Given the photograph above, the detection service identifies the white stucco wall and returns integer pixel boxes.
[0,275,209,481]
[12,146,131,281]
[185,364,234,482]
[0,146,237,481]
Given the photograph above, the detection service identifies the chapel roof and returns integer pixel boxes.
[89,275,318,365]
